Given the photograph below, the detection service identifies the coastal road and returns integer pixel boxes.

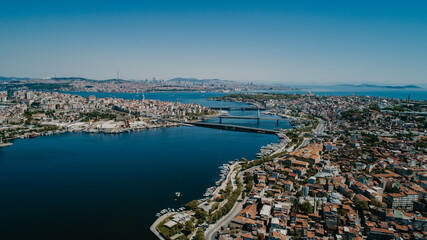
[295,138,310,151]
[199,163,239,212]
[314,118,325,135]
[150,213,174,240]
[204,172,246,240]
[205,195,247,240]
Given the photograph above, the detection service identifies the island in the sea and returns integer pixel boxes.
[336,83,422,89]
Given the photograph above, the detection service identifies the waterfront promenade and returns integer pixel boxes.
[150,213,173,240]
[204,171,246,240]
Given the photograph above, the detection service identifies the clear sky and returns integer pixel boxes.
[0,0,426,84]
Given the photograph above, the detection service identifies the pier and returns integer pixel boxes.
[183,121,279,135]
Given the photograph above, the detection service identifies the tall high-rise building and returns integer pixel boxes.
[26,91,32,99]
[7,89,14,100]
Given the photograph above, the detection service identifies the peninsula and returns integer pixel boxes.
[0,90,213,144]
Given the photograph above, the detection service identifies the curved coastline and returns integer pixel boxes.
[0,92,289,240]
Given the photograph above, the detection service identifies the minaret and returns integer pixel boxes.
[314,194,317,213]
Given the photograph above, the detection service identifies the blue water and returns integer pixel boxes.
[251,85,427,100]
[0,92,286,240]
[0,127,278,240]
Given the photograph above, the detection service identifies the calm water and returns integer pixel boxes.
[0,92,286,240]
[0,127,278,240]
[251,85,427,100]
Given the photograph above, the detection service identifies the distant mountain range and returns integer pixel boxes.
[0,76,237,84]
[0,76,422,89]
[0,76,130,83]
[336,84,421,89]
[0,76,35,81]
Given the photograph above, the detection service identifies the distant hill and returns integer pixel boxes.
[0,76,36,81]
[0,76,239,85]
[336,84,421,89]
[0,76,130,84]
[50,77,128,83]
[50,77,88,81]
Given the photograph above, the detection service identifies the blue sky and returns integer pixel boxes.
[0,0,426,84]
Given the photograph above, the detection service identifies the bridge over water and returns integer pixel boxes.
[218,115,287,125]
[210,107,266,111]
[183,121,279,135]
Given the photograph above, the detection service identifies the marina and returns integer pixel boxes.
[256,139,288,158]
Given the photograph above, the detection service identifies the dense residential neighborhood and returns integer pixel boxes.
[0,90,212,142]
[211,94,426,240]
[1,89,426,240]
[152,93,426,240]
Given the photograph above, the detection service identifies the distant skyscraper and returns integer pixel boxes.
[25,91,32,99]
[141,94,145,101]
[7,89,14,100]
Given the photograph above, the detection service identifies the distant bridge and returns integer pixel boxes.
[381,110,427,116]
[183,121,280,135]
[210,107,266,111]
[218,115,287,125]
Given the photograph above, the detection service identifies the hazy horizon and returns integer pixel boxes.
[1,1,426,85]
[2,75,426,88]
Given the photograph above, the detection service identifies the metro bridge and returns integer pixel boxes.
[218,115,287,125]
[210,107,266,111]
[183,121,279,135]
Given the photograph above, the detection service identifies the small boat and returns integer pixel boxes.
[175,192,182,199]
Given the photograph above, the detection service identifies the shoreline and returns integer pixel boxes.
[150,132,288,240]
[0,111,220,146]
[0,121,183,147]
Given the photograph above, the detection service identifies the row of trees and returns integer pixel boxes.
[243,171,254,195]
[81,110,116,122]
[241,151,288,170]
[207,175,242,224]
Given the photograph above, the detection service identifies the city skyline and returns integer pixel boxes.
[0,1,426,84]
